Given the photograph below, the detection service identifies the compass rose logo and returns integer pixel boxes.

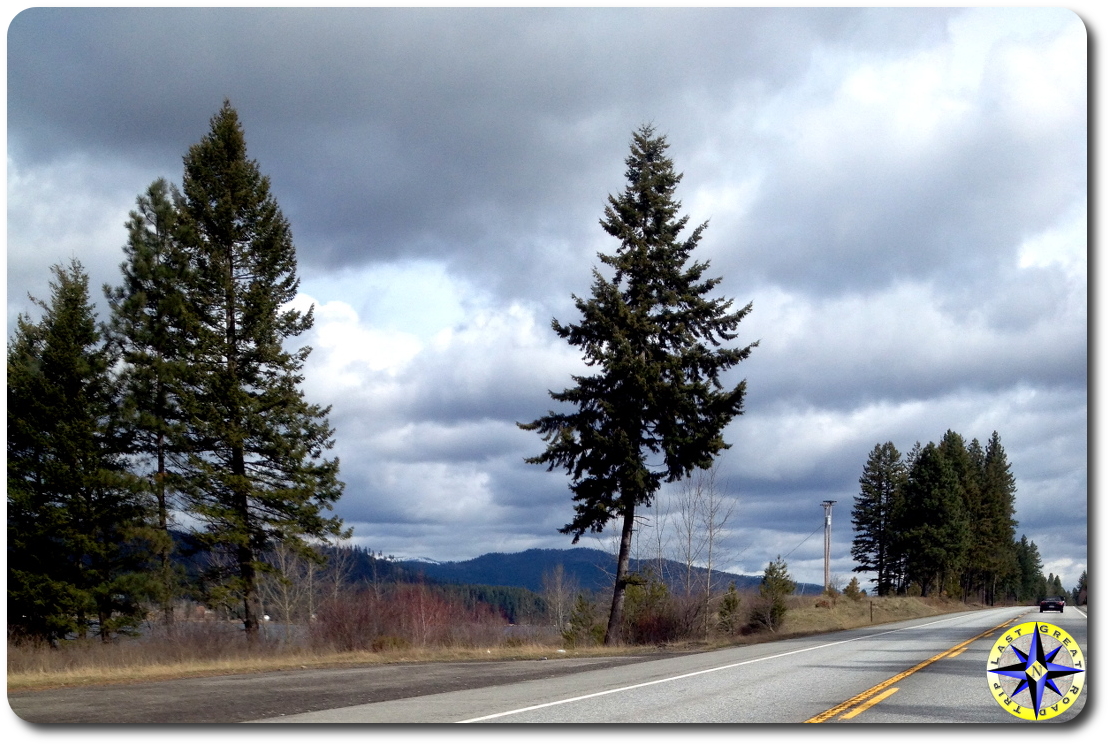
[986,621,1085,720]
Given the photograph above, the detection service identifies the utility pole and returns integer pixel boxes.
[822,500,836,591]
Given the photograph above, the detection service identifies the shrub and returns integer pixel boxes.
[312,583,506,651]
[563,594,605,647]
[716,582,742,636]
[749,556,795,632]
[620,572,691,644]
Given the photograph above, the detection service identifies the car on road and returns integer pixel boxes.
[1040,596,1066,613]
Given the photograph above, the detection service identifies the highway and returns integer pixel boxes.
[256,605,1087,724]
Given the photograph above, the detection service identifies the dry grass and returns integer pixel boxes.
[6,629,637,692]
[782,594,981,636]
[7,595,989,692]
[7,645,638,692]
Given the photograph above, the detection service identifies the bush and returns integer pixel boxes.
[312,583,507,651]
[563,594,605,647]
[716,582,742,636]
[749,556,795,632]
[620,572,693,645]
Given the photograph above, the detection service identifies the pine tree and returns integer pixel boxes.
[895,441,969,596]
[751,555,794,631]
[843,576,865,600]
[8,299,71,643]
[978,432,1018,605]
[105,178,192,627]
[959,437,987,600]
[8,260,152,643]
[935,430,974,598]
[175,101,344,637]
[850,442,905,596]
[716,581,741,635]
[1013,535,1044,603]
[1072,569,1087,605]
[1045,573,1065,598]
[565,594,606,647]
[520,125,756,644]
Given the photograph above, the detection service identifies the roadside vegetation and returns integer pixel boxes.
[8,574,990,693]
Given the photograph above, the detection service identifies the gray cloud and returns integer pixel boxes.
[7,8,964,297]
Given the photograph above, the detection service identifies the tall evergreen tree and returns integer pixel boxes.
[520,125,756,644]
[1013,534,1044,603]
[176,101,344,636]
[894,441,969,596]
[978,431,1018,604]
[105,178,192,627]
[1072,569,1087,605]
[850,441,905,596]
[935,430,974,598]
[1045,573,1065,599]
[8,260,152,643]
[959,437,987,600]
[8,294,71,643]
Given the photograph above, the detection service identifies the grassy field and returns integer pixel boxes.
[7,595,993,692]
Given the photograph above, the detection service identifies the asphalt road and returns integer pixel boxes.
[9,605,1087,725]
[255,605,1087,724]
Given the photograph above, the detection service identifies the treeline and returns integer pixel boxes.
[8,102,344,644]
[239,542,548,627]
[851,430,1053,604]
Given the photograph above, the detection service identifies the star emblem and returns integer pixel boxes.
[988,626,1084,719]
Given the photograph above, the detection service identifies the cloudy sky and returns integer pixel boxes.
[5,6,1089,591]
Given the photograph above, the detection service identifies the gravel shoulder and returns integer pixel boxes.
[8,653,680,724]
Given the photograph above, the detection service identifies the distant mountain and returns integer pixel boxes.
[166,531,822,605]
[396,547,823,596]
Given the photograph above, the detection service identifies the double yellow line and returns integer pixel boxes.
[806,613,1027,723]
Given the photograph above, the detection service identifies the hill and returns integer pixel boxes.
[394,547,823,596]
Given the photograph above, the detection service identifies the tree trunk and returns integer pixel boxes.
[233,442,260,639]
[239,537,260,639]
[604,500,636,646]
[156,431,174,629]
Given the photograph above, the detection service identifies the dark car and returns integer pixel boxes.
[1040,596,1066,613]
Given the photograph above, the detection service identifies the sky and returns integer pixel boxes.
[4,5,1090,592]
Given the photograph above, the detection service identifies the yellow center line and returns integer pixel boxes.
[805,613,1027,723]
[839,687,900,720]
[947,647,968,659]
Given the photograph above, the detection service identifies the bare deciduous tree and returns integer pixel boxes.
[257,541,313,641]
[644,492,672,587]
[541,564,578,633]
[674,477,710,598]
[666,464,738,635]
[698,464,736,633]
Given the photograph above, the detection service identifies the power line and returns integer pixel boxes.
[782,523,823,561]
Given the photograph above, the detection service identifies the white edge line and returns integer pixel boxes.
[1073,606,1087,618]
[458,608,1010,723]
